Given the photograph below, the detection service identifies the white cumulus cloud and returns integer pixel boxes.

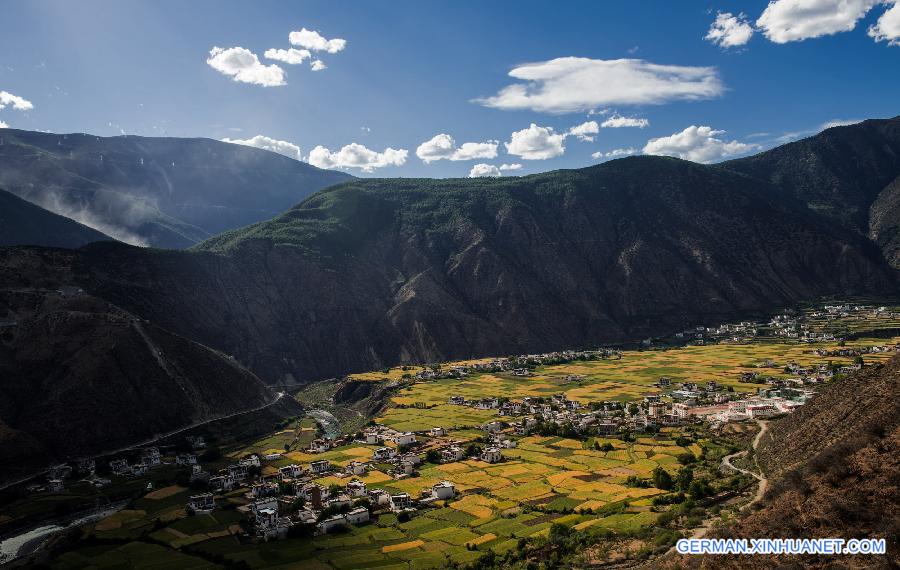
[600,115,649,128]
[264,48,311,64]
[476,57,724,113]
[705,12,755,47]
[869,1,900,45]
[592,147,638,160]
[567,120,600,142]
[643,126,757,163]
[499,163,523,171]
[0,120,8,128]
[310,59,327,71]
[289,28,346,53]
[469,164,502,177]
[0,90,34,111]
[416,134,499,163]
[505,123,567,160]
[207,46,286,87]
[221,134,302,161]
[756,0,880,43]
[309,143,407,172]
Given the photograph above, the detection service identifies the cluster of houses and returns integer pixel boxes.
[674,322,759,345]
[186,449,460,540]
[448,386,713,437]
[664,304,900,347]
[408,349,622,381]
[179,425,498,541]
[442,369,816,439]
[35,461,104,494]
[813,344,899,358]
[815,304,900,319]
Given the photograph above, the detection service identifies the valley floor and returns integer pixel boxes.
[5,300,900,569]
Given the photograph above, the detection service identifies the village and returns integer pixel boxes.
[13,302,900,569]
[33,337,899,547]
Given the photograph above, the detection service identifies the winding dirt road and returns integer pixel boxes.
[721,419,769,508]
[663,419,772,556]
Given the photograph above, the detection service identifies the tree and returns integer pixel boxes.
[652,466,673,490]
[426,449,442,464]
[676,466,694,491]
[549,522,571,546]
[677,452,697,465]
[200,447,221,462]
[688,479,713,500]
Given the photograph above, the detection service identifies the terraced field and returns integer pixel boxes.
[41,305,900,569]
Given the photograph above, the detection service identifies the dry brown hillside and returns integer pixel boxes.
[661,357,900,569]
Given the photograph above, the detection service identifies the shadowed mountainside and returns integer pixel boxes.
[0,248,282,483]
[2,117,900,478]
[0,129,352,248]
[47,152,900,385]
[725,116,900,267]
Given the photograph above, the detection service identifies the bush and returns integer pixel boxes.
[677,452,696,465]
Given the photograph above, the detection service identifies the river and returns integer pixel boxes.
[0,502,126,565]
[306,409,342,439]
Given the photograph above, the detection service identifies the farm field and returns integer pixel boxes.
[374,335,900,429]
[60,432,698,569]
[34,303,900,569]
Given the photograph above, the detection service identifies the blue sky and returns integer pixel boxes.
[1,0,898,178]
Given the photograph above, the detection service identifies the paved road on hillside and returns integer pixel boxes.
[0,391,287,492]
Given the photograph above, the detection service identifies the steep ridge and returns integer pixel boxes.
[706,357,900,568]
[725,116,900,265]
[0,188,113,248]
[0,129,352,248]
[869,174,900,268]
[58,155,898,385]
[0,247,280,483]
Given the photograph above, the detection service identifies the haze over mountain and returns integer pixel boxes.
[0,188,113,248]
[0,129,352,248]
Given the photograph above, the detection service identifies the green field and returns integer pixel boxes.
[38,303,900,569]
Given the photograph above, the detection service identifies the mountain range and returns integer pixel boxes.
[0,129,352,248]
[1,116,899,476]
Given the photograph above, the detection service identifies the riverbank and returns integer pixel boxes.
[0,501,127,565]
